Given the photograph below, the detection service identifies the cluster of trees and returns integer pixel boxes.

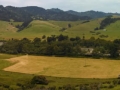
[95,16,120,30]
[0,35,120,58]
[99,16,120,29]
[16,19,33,31]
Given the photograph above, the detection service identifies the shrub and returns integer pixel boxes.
[108,84,114,88]
[31,75,48,85]
[117,75,120,79]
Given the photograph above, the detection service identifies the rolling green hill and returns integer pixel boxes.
[0,21,18,39]
[0,16,120,40]
[15,20,61,39]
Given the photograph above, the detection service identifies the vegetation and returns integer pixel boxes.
[0,54,120,89]
[31,75,48,85]
[67,10,120,19]
[3,55,120,78]
[0,18,120,40]
[97,16,120,29]
[1,5,120,89]
[0,35,120,58]
[0,5,91,22]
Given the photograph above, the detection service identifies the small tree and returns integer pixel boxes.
[68,23,71,28]
[109,43,119,58]
[42,35,46,39]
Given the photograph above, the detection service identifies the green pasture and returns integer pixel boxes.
[0,17,120,40]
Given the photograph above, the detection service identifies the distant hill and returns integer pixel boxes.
[66,10,120,19]
[0,5,91,22]
[0,5,31,22]
[0,5,120,22]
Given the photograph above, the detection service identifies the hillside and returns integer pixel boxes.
[0,16,120,40]
[17,20,61,38]
[98,20,120,39]
[0,21,19,39]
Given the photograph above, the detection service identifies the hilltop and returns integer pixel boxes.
[0,5,120,22]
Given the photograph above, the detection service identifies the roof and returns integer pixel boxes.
[0,42,4,46]
[81,48,94,55]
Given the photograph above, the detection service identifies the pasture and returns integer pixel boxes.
[1,18,120,40]
[4,55,120,78]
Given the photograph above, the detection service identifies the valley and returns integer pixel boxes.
[0,5,120,90]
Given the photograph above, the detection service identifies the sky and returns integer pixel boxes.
[0,0,120,13]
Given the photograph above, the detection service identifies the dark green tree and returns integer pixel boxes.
[109,43,119,58]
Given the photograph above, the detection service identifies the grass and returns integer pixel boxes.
[0,54,120,90]
[0,54,32,86]
[1,18,120,40]
[0,21,17,39]
[0,19,102,40]
[48,20,82,28]
[4,55,120,78]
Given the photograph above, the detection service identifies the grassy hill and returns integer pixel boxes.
[101,20,120,39]
[0,16,120,40]
[15,20,61,39]
[0,21,17,39]
[0,21,23,39]
[17,19,101,39]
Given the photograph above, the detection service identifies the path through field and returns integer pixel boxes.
[3,55,120,78]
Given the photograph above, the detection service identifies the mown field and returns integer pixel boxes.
[1,54,119,89]
[3,55,120,78]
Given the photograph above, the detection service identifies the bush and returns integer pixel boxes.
[31,75,48,85]
[118,75,120,79]
[108,84,114,88]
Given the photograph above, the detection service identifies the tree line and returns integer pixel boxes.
[0,35,120,58]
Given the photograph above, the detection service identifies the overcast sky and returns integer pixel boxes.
[0,0,120,13]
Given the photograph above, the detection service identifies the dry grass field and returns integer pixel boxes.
[3,55,120,78]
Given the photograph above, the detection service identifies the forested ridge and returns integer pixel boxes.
[0,5,90,22]
[0,5,120,22]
